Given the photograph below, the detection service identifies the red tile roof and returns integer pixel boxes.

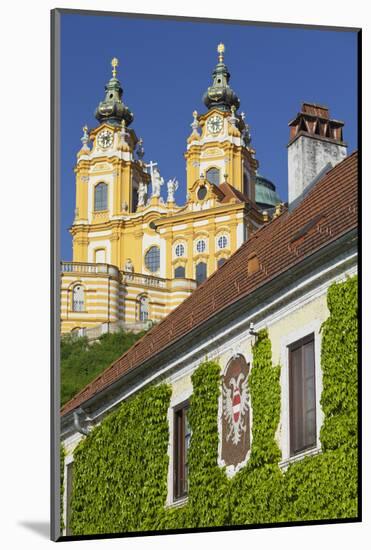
[61,152,358,417]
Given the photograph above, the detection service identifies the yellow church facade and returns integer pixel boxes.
[61,46,265,336]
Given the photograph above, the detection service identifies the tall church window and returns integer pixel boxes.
[72,285,84,312]
[174,265,186,278]
[173,402,190,501]
[144,246,160,273]
[94,248,106,263]
[94,182,108,211]
[138,295,149,322]
[289,334,316,456]
[206,167,220,186]
[196,262,207,285]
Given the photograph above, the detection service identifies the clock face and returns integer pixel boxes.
[207,115,223,135]
[97,130,113,149]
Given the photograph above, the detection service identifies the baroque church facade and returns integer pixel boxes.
[60,45,278,336]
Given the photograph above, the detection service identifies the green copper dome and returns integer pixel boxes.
[255,174,282,209]
[95,58,134,127]
[203,44,240,113]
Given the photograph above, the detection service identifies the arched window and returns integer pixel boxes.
[72,285,84,312]
[94,182,108,211]
[196,262,207,285]
[138,295,149,322]
[144,246,160,273]
[174,265,186,278]
[217,257,227,268]
[94,248,106,263]
[206,167,220,186]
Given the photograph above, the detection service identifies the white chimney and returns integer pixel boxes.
[288,103,347,206]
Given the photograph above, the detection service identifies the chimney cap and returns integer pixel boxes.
[287,101,345,147]
[301,102,329,119]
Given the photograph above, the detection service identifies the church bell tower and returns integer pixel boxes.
[71,58,150,266]
[185,44,258,202]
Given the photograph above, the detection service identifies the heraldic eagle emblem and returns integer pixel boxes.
[222,372,250,446]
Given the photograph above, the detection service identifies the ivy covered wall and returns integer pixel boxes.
[66,275,358,535]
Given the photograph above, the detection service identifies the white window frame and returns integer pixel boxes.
[166,388,192,507]
[195,239,207,254]
[217,234,228,250]
[174,242,186,258]
[279,320,323,470]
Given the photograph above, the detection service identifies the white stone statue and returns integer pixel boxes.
[124,258,134,273]
[137,181,147,206]
[151,166,164,197]
[167,178,179,202]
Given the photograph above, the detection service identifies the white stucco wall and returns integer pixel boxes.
[288,136,347,204]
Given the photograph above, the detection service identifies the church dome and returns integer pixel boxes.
[203,44,240,113]
[95,58,134,127]
[255,174,282,210]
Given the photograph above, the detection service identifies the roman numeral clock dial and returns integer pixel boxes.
[207,115,223,135]
[97,129,113,149]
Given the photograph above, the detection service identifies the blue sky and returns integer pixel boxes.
[60,13,358,261]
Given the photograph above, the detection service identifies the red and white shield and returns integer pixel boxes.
[232,390,241,424]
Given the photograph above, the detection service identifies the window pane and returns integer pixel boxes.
[196,240,206,253]
[72,285,84,312]
[289,335,316,456]
[174,404,190,500]
[290,347,304,455]
[196,262,207,285]
[144,246,160,273]
[303,340,316,448]
[217,235,228,249]
[206,167,220,185]
[174,266,186,278]
[94,183,108,211]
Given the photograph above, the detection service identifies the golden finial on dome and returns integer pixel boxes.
[217,43,225,62]
[111,57,119,78]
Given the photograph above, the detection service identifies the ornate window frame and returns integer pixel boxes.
[173,240,187,259]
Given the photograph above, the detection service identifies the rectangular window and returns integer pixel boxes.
[289,334,316,456]
[173,403,190,501]
[65,462,74,535]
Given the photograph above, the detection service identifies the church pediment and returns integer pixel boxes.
[188,177,225,206]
